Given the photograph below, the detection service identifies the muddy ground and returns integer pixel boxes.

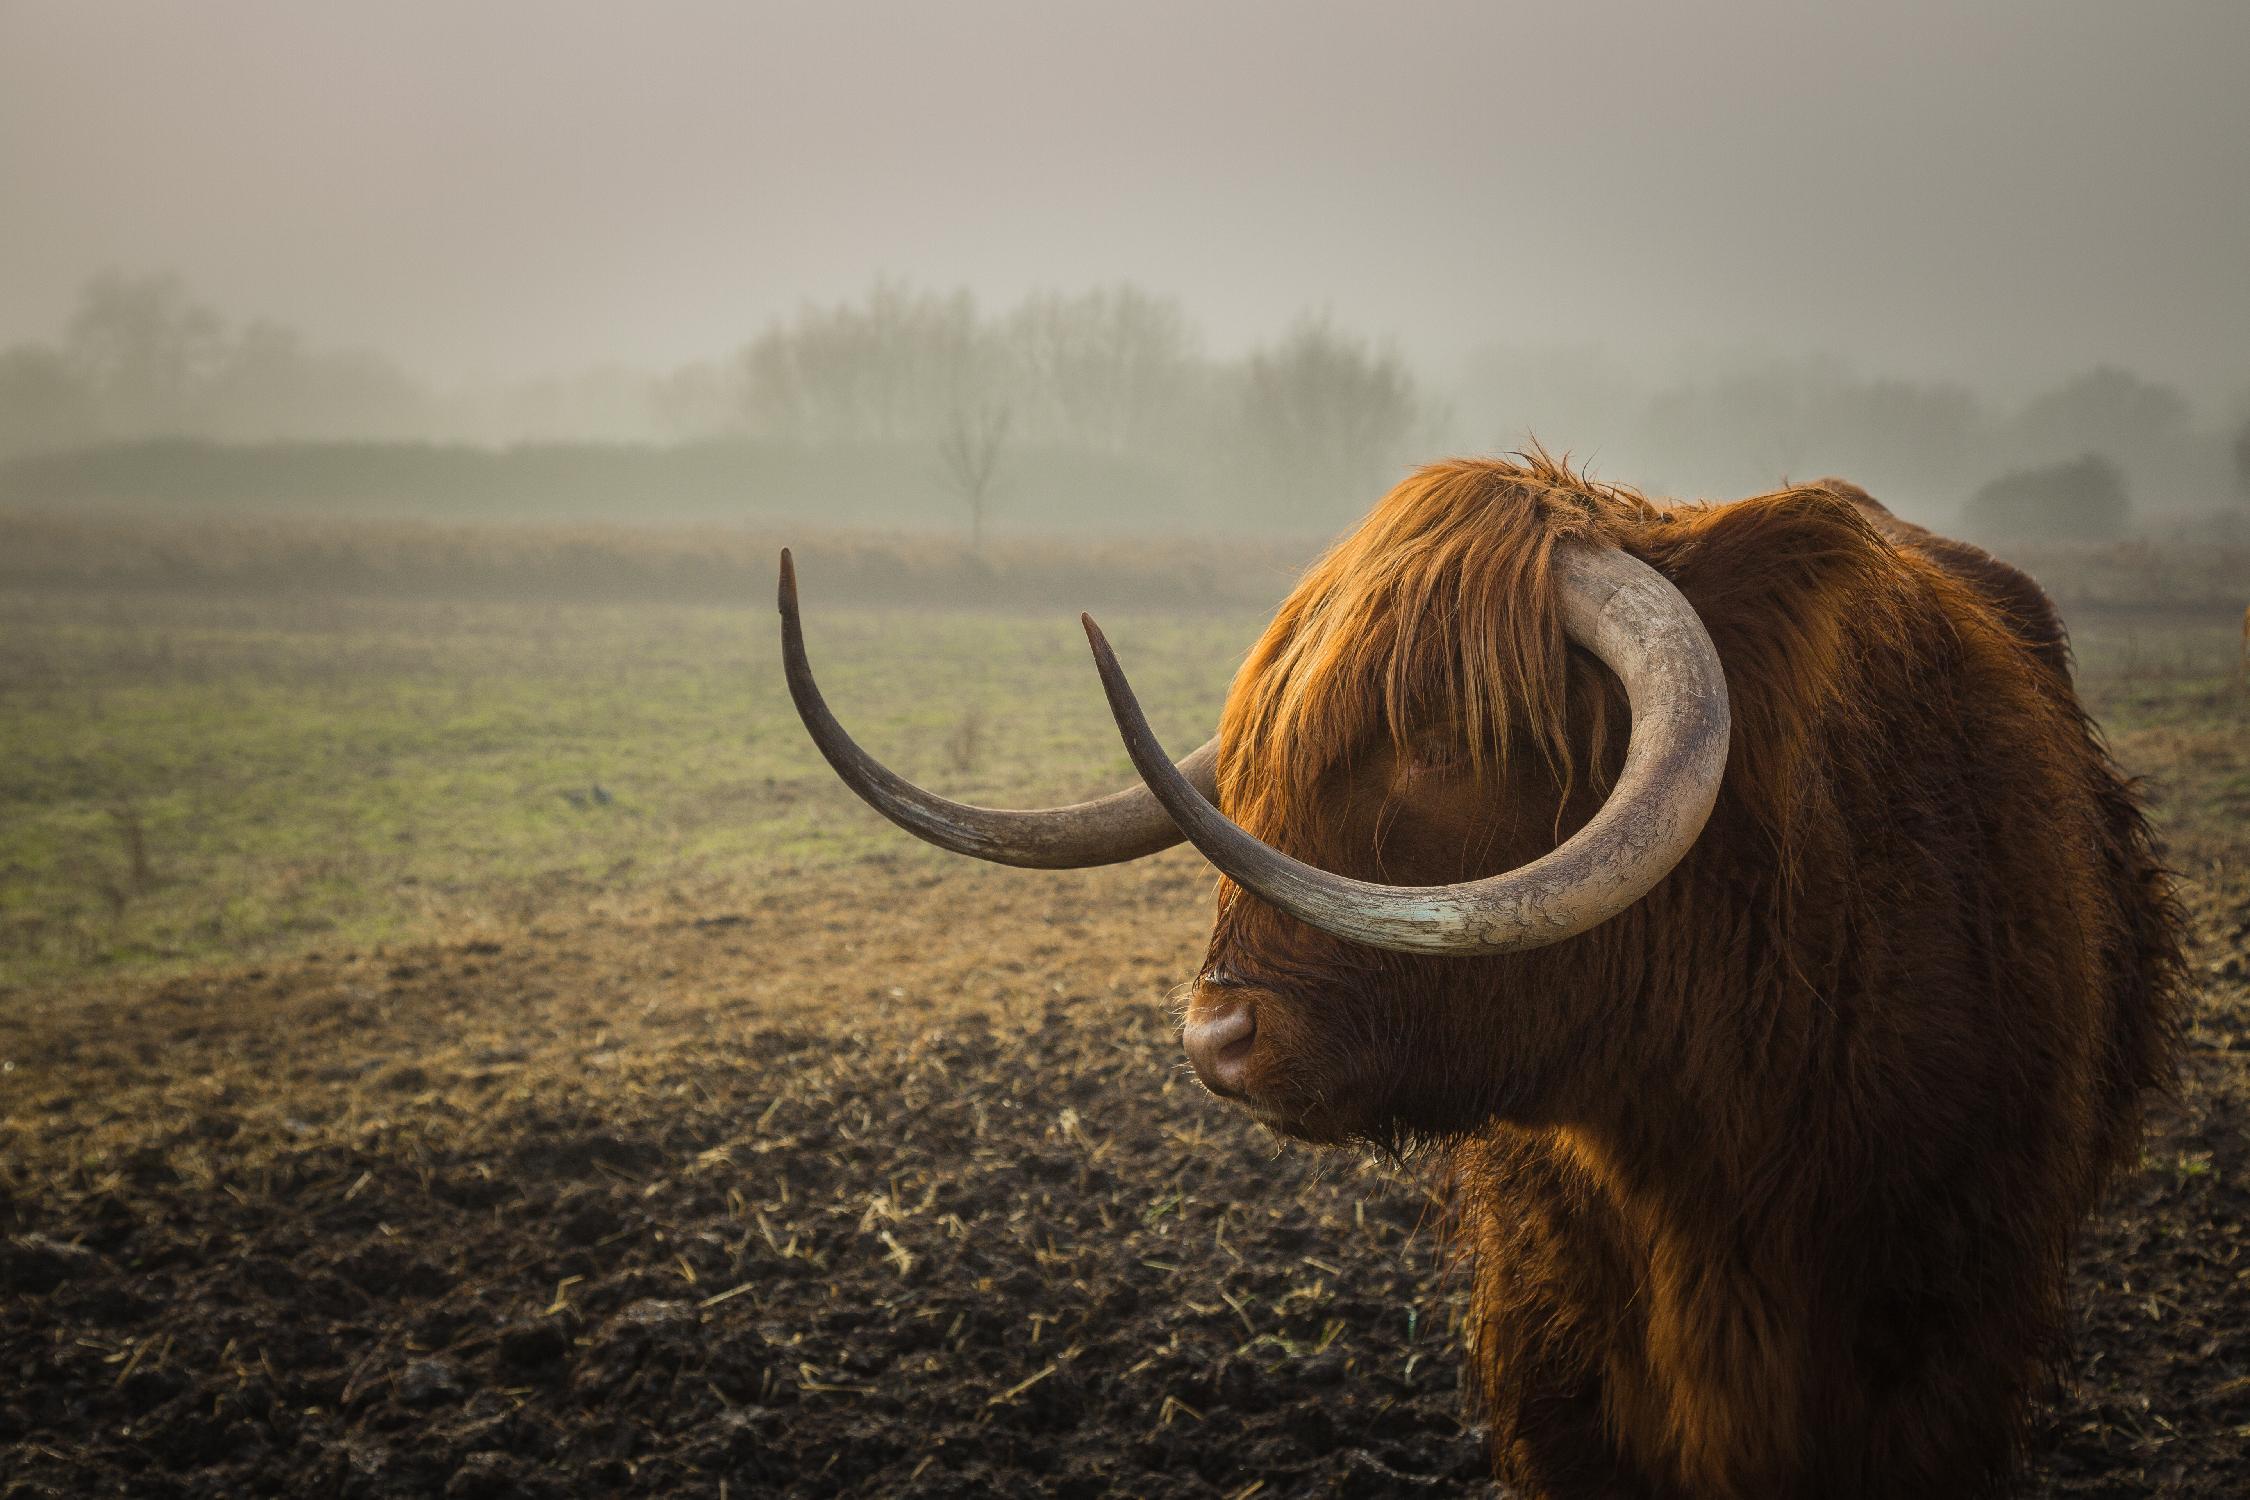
[4,853,2249,1497]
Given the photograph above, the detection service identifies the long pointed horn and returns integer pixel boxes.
[779,549,1218,869]
[1081,542,1730,953]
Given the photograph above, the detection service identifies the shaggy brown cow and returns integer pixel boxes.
[779,455,2184,1499]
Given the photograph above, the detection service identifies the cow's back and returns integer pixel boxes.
[1810,477,2072,677]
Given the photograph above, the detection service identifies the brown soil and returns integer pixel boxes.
[3,855,2247,1498]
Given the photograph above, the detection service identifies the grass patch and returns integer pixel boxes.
[0,587,1259,991]
[5,584,2241,996]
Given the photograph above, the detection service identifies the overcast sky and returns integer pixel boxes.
[4,1,2245,401]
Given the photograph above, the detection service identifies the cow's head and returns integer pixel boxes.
[784,460,1894,1147]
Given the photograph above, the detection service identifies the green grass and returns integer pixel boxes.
[2065,617,2250,873]
[4,588,2242,995]
[0,588,1260,991]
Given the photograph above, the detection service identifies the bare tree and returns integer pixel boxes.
[739,283,988,444]
[1005,285,1197,452]
[1239,314,1423,523]
[938,403,1011,550]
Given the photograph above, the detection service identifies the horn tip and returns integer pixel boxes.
[778,548,797,613]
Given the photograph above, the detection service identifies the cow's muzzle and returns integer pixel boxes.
[1182,993,1258,1100]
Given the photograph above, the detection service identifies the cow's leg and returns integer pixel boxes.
[1455,1130,1662,1500]
[1488,1374,1657,1500]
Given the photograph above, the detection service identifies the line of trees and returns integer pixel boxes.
[0,272,437,456]
[1,275,1435,535]
[658,282,1432,528]
[1964,454,2131,543]
[1455,348,2249,544]
[3,271,2245,542]
[705,284,1202,452]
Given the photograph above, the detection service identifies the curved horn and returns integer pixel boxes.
[779,549,1218,869]
[1081,542,1730,953]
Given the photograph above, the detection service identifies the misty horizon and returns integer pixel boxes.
[3,263,2246,427]
[4,264,2245,536]
[5,2,2248,406]
[4,3,2249,542]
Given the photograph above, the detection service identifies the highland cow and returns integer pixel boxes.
[779,456,2184,1498]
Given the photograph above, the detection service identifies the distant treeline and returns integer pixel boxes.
[9,272,2247,542]
[2008,539,2249,615]
[0,275,1429,532]
[0,511,1311,612]
[2,509,2238,617]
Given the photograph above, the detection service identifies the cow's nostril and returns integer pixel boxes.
[1183,1001,1257,1097]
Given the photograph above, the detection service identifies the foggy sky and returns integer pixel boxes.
[4,1,2246,401]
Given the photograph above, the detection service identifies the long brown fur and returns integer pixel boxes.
[1196,455,2185,1498]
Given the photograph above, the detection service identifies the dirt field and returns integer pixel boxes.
[4,583,2248,1496]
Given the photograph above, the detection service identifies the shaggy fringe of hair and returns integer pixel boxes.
[1219,449,1905,866]
[1221,451,1636,834]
